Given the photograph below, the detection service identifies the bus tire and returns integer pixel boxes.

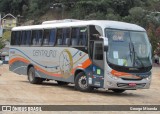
[28,67,43,84]
[75,72,93,92]
[111,89,125,93]
[57,81,69,85]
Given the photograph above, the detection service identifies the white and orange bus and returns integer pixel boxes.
[9,20,152,93]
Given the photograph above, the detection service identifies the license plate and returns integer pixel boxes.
[129,83,137,87]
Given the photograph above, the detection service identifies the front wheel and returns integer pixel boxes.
[75,72,93,92]
[28,67,44,84]
[111,89,125,93]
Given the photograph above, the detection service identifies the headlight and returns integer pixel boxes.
[113,76,119,80]
[145,76,151,81]
[108,73,119,80]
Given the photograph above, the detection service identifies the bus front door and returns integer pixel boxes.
[91,41,104,88]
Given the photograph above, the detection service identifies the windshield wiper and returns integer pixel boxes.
[131,42,145,68]
[129,42,134,63]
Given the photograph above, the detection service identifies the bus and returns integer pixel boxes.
[9,20,152,93]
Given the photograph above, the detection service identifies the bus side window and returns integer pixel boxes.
[26,31,31,45]
[11,31,16,45]
[56,29,63,45]
[94,43,103,60]
[89,41,94,59]
[32,30,37,45]
[89,25,103,40]
[62,28,70,45]
[49,29,56,46]
[21,31,26,45]
[79,27,87,46]
[15,31,21,45]
[36,30,43,45]
[43,29,50,46]
[71,28,79,46]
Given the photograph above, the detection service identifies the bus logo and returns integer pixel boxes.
[59,49,73,78]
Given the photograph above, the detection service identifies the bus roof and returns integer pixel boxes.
[12,20,146,32]
[42,19,82,24]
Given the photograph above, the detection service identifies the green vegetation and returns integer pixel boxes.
[0,30,11,49]
[0,0,160,55]
[2,31,11,41]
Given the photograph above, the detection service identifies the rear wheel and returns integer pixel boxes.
[111,89,125,93]
[28,67,44,84]
[75,72,93,92]
[57,81,69,85]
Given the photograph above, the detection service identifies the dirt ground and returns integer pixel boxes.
[0,65,160,114]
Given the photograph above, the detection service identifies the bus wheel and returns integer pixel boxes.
[28,67,43,84]
[75,72,93,92]
[111,89,125,93]
[57,81,69,85]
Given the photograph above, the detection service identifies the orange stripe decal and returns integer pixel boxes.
[35,66,61,77]
[111,70,141,79]
[9,57,30,65]
[111,70,130,77]
[10,57,62,77]
[82,59,92,69]
[71,59,92,74]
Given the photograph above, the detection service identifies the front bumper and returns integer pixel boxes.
[105,76,151,90]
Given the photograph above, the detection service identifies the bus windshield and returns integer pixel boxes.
[106,29,152,68]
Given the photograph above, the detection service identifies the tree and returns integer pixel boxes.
[2,31,11,42]
[0,39,5,49]
[108,0,135,16]
[0,30,11,49]
[156,42,160,56]
[128,7,146,25]
[155,26,160,39]
[85,12,105,20]
[147,23,158,55]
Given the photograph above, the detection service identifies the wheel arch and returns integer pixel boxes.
[74,69,86,81]
[27,64,34,75]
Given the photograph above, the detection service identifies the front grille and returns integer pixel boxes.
[117,83,146,89]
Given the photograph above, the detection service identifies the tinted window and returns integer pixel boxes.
[11,31,16,45]
[32,30,43,46]
[15,31,21,45]
[43,29,50,45]
[90,25,103,40]
[94,43,103,60]
[79,27,87,46]
[32,30,36,45]
[62,28,70,45]
[26,31,31,45]
[89,41,94,59]
[56,29,63,45]
[71,27,87,46]
[49,29,56,46]
[71,28,79,46]
[21,31,26,45]
[36,30,43,45]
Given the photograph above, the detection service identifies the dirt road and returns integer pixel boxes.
[0,65,160,105]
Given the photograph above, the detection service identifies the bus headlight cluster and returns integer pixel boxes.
[145,76,151,81]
